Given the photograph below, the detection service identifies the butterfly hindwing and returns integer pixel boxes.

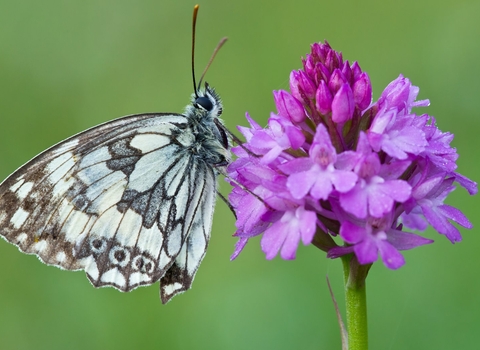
[160,159,216,302]
[0,112,218,302]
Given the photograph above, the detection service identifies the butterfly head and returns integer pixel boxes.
[192,82,223,119]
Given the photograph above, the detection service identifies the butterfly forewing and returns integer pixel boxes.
[0,112,219,303]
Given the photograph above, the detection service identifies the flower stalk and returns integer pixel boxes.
[342,255,370,350]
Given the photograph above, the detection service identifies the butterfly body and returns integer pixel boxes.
[0,83,228,303]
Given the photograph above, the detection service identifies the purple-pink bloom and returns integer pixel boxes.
[402,162,473,243]
[261,206,317,260]
[279,124,357,200]
[228,40,476,268]
[421,117,459,173]
[247,115,305,164]
[367,109,428,160]
[329,215,433,269]
[339,133,412,218]
[377,74,429,113]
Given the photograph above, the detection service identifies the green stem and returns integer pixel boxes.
[341,255,371,350]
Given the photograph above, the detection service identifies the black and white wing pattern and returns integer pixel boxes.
[0,87,229,303]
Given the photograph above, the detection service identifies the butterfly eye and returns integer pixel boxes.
[195,96,213,111]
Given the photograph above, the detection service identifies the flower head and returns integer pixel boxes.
[228,41,476,269]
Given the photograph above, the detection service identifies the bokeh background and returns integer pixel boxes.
[0,0,478,349]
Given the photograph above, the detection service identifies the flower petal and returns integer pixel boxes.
[377,240,405,269]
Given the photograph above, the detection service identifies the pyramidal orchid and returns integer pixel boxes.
[227,41,477,349]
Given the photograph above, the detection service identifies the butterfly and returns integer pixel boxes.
[0,5,230,303]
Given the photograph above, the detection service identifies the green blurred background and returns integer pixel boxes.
[0,0,478,349]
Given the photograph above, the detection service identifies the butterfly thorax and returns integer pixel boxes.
[182,83,230,166]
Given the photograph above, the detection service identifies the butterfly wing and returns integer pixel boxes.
[0,113,217,303]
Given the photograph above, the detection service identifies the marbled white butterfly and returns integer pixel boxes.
[0,5,230,303]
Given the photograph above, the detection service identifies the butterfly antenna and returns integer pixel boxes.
[192,4,200,98]
[197,37,228,89]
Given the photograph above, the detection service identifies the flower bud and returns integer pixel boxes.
[351,61,363,81]
[315,80,333,115]
[378,75,410,111]
[273,90,306,123]
[316,62,331,85]
[341,61,353,85]
[290,70,316,102]
[331,83,354,123]
[353,72,372,110]
[328,69,347,95]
